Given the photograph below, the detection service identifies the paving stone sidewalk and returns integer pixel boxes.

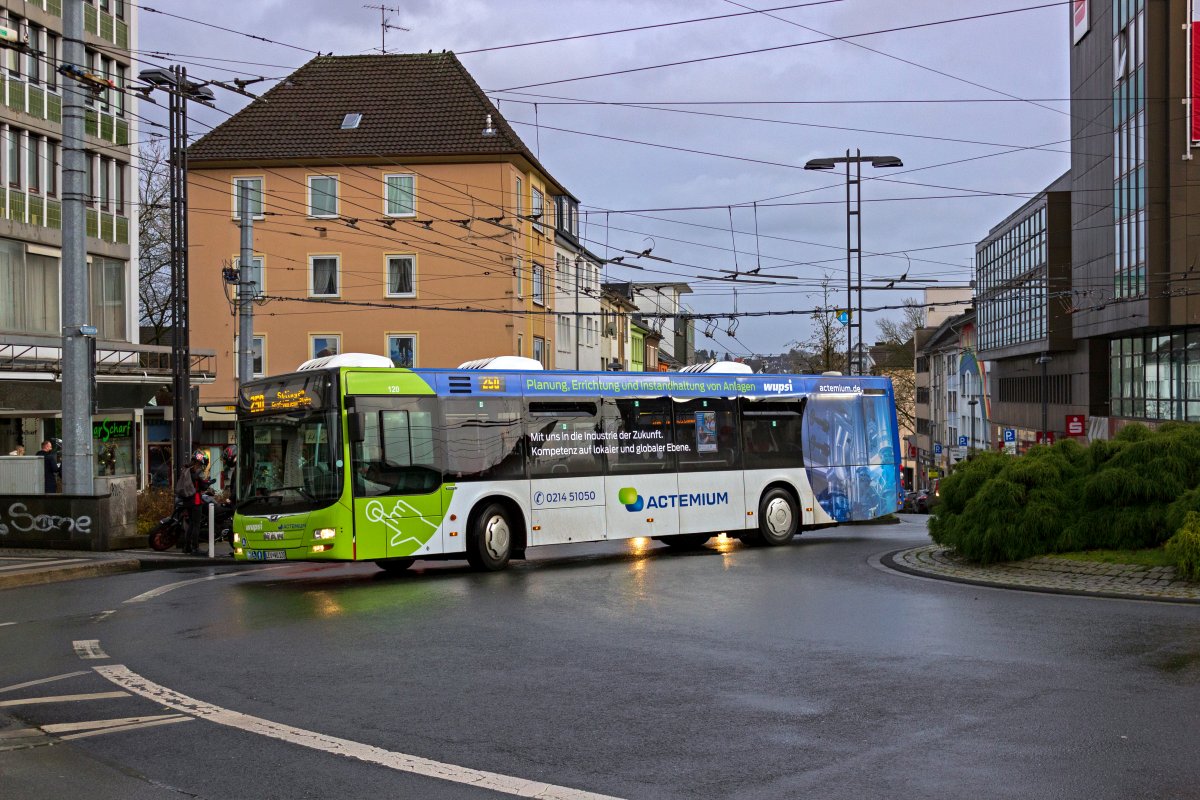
[887,543,1200,603]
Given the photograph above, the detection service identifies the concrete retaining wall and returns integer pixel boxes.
[0,476,140,550]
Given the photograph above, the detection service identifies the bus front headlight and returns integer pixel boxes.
[313,528,336,540]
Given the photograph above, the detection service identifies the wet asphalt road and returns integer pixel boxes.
[2,515,1200,799]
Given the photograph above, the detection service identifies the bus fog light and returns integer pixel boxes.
[314,528,336,540]
[234,547,244,555]
[312,543,333,553]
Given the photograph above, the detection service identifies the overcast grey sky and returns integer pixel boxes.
[141,0,1070,358]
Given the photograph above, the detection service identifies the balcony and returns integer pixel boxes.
[0,333,215,383]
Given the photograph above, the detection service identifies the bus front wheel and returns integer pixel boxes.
[750,488,798,546]
[467,503,513,571]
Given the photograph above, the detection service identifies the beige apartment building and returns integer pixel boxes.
[187,53,570,406]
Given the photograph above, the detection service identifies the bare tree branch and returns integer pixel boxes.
[138,138,172,344]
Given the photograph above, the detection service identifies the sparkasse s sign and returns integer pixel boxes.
[1072,0,1089,45]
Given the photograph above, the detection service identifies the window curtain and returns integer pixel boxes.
[388,257,412,294]
[312,258,337,295]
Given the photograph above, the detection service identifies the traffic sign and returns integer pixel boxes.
[933,443,943,455]
[958,435,968,447]
[835,309,851,326]
[1003,428,1016,443]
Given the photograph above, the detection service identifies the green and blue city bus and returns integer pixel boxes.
[232,355,902,571]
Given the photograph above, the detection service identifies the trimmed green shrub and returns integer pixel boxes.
[930,423,1200,564]
[1165,512,1200,581]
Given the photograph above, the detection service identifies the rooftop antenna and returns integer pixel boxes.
[364,4,409,53]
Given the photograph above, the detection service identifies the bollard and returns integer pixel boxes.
[208,501,215,558]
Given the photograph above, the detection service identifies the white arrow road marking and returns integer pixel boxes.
[72,639,109,659]
[96,663,625,800]
[0,671,89,693]
[0,691,128,707]
[123,564,292,604]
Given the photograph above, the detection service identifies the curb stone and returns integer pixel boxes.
[884,543,1200,604]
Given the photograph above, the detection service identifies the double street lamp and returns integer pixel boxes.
[804,150,903,375]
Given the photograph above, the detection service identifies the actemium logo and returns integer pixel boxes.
[618,487,644,512]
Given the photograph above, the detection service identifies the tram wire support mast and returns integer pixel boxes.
[136,65,215,475]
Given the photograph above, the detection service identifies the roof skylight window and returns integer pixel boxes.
[341,113,362,129]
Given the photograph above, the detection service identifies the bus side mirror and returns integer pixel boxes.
[348,412,366,443]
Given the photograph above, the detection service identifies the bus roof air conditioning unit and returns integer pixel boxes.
[456,356,545,370]
[678,361,753,375]
[297,353,395,371]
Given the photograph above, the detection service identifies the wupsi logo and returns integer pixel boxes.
[618,487,644,512]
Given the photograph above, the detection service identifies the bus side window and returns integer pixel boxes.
[742,399,803,470]
[602,397,674,473]
[672,398,740,472]
[526,400,603,478]
[443,398,524,481]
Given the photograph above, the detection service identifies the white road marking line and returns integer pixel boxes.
[0,621,16,627]
[73,639,109,659]
[60,716,192,740]
[0,691,128,707]
[0,671,89,694]
[42,713,189,733]
[123,564,291,604]
[0,558,88,572]
[92,610,116,623]
[96,664,625,800]
[0,728,41,739]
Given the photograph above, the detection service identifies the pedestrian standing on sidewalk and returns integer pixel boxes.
[175,454,205,554]
[38,440,59,493]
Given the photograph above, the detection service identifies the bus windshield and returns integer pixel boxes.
[237,409,343,515]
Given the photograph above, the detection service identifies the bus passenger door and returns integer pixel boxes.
[350,402,445,561]
[526,400,606,546]
[601,398,679,540]
[673,398,744,535]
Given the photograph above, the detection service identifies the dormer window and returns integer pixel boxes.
[340,113,362,129]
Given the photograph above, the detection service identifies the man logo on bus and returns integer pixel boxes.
[618,487,644,512]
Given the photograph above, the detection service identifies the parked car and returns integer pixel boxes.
[912,489,932,513]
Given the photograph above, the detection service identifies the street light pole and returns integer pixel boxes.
[1037,352,1052,444]
[804,151,903,375]
[967,397,978,457]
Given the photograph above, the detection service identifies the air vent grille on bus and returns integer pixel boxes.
[448,376,473,394]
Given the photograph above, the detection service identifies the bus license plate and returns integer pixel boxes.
[248,550,286,561]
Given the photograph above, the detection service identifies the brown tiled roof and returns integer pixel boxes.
[188,52,560,187]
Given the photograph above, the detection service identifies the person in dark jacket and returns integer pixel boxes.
[176,454,206,553]
[38,440,59,494]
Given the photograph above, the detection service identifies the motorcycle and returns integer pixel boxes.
[148,493,235,552]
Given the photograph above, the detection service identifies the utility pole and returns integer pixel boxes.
[60,0,94,495]
[238,186,255,386]
[168,66,193,476]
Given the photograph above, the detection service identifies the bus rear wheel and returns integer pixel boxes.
[657,533,712,549]
[742,488,798,546]
[375,558,415,574]
[466,503,513,571]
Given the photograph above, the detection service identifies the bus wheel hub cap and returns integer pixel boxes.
[766,499,792,535]
[485,516,510,558]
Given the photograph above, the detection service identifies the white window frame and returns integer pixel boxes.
[234,334,266,378]
[309,333,341,360]
[386,333,417,368]
[515,255,524,299]
[383,173,415,217]
[557,315,571,352]
[532,262,544,306]
[309,254,340,298]
[232,176,264,219]
[385,254,416,298]
[234,254,264,299]
[307,174,339,219]
[531,187,544,234]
